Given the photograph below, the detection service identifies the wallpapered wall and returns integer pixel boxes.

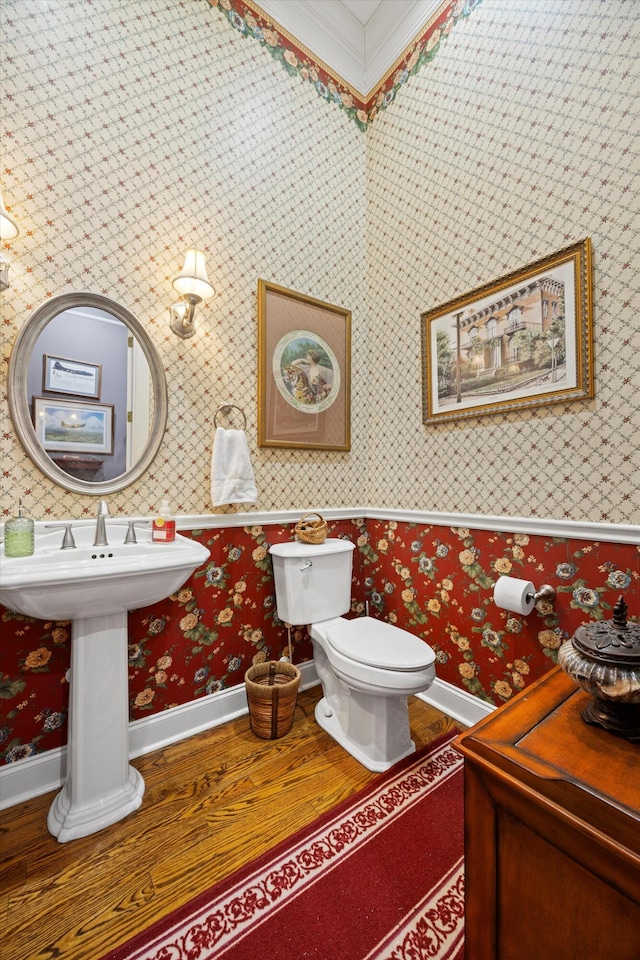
[366,0,640,524]
[1,0,368,517]
[2,518,638,761]
[1,0,638,767]
[3,0,638,524]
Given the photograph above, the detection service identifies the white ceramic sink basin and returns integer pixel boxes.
[0,522,210,620]
[0,518,210,842]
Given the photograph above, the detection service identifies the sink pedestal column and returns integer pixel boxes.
[47,613,145,842]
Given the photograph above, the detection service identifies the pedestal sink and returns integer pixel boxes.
[0,521,210,842]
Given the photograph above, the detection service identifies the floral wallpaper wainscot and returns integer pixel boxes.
[1,517,637,764]
[362,520,640,706]
[0,519,365,762]
[0,616,71,762]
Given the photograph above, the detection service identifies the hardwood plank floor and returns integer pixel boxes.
[1,685,460,960]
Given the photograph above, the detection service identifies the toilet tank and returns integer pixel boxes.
[270,538,355,625]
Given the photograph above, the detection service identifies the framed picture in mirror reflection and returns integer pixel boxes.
[42,354,102,399]
[33,397,114,455]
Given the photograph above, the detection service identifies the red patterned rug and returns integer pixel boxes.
[104,733,464,960]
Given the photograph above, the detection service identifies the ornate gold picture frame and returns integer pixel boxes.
[421,238,594,424]
[257,280,351,450]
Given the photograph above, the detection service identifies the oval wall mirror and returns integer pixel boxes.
[8,292,168,495]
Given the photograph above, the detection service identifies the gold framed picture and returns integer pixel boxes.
[257,280,351,450]
[421,238,594,424]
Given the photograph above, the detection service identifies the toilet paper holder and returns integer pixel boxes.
[530,584,556,604]
[493,577,556,615]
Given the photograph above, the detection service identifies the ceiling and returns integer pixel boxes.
[257,0,443,95]
[340,0,386,25]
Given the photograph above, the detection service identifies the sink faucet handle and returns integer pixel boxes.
[124,520,150,544]
[45,523,77,549]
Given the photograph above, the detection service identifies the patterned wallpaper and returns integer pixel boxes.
[366,0,640,524]
[1,0,367,518]
[2,0,638,523]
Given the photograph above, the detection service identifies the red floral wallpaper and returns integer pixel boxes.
[362,520,639,702]
[0,518,363,763]
[1,516,637,765]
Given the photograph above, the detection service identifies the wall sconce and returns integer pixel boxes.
[0,189,20,293]
[169,249,215,339]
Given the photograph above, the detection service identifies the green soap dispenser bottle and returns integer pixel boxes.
[4,499,35,557]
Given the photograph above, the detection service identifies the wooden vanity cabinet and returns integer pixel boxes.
[455,667,640,960]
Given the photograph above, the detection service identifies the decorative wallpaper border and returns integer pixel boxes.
[364,0,482,122]
[203,0,483,130]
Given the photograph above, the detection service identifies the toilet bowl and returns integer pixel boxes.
[269,538,436,772]
[310,615,436,771]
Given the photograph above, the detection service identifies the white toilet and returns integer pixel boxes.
[270,537,436,772]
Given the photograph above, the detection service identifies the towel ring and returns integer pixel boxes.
[214,403,247,430]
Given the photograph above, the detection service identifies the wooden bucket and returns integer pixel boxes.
[245,661,301,739]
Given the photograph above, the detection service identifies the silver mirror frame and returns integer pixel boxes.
[8,291,169,496]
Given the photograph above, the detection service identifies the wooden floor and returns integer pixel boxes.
[1,685,459,960]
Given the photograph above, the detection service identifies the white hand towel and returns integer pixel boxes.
[210,427,258,506]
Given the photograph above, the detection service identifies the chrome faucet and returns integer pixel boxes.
[93,500,110,547]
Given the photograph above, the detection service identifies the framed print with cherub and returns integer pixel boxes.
[421,238,594,424]
[257,280,351,450]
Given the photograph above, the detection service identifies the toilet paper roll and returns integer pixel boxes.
[493,577,536,615]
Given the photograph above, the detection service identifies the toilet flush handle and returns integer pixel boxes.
[300,560,313,572]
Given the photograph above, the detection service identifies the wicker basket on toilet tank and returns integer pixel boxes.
[294,512,328,545]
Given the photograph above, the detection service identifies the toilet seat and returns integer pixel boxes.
[325,616,435,672]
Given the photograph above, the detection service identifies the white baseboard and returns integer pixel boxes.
[417,677,496,728]
[0,746,67,812]
[0,666,493,811]
[0,661,320,811]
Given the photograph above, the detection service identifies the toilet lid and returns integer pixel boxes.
[326,617,435,671]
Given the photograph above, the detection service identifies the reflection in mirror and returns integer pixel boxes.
[29,306,148,483]
[9,292,168,495]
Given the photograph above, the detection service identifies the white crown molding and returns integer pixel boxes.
[257,0,443,95]
[363,0,442,92]
[258,0,365,91]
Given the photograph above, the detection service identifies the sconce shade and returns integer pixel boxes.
[0,190,19,241]
[172,249,214,302]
